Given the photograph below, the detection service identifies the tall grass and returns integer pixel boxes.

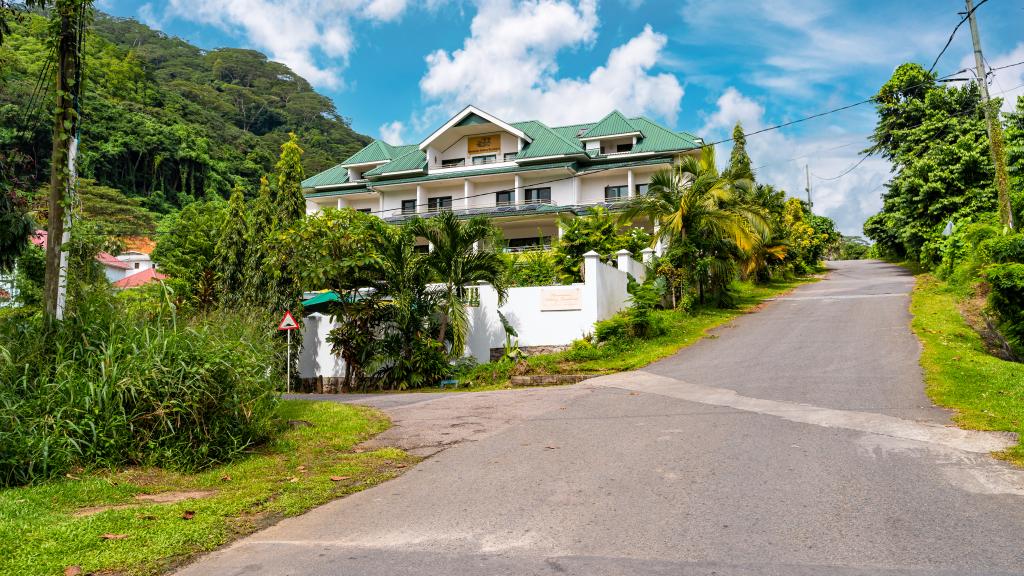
[0,287,281,487]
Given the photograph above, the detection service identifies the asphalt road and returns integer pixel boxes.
[178,260,1024,576]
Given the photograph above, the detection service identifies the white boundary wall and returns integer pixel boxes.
[299,249,650,376]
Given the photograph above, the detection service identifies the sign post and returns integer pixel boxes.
[277,311,300,393]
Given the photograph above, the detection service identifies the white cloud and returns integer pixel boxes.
[960,43,1024,113]
[418,0,683,126]
[702,87,889,236]
[160,0,414,89]
[379,120,406,145]
[701,87,765,133]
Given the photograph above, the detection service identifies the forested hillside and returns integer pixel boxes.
[0,10,369,213]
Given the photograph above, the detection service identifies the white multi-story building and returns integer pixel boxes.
[303,106,703,249]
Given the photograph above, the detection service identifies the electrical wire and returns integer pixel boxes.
[927,0,990,74]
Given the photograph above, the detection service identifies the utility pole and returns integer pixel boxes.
[805,164,813,213]
[965,0,1015,230]
[43,0,88,321]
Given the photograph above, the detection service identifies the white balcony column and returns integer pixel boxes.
[514,174,524,205]
[377,192,384,214]
[416,184,425,214]
[572,175,580,205]
[627,169,635,198]
[463,179,473,210]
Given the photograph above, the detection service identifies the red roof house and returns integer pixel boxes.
[111,267,167,289]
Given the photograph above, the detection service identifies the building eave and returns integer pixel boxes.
[419,105,532,151]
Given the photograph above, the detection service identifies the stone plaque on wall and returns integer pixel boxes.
[540,286,582,311]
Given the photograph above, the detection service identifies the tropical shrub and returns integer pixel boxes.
[986,234,1024,264]
[984,263,1024,352]
[505,249,561,287]
[593,276,667,342]
[0,288,281,487]
[554,207,651,281]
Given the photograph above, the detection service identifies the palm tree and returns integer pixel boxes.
[621,146,767,303]
[409,211,508,357]
[623,146,763,250]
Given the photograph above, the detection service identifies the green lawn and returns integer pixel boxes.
[452,276,817,390]
[0,400,413,576]
[910,274,1024,465]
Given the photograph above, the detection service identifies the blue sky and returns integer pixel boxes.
[94,0,1024,234]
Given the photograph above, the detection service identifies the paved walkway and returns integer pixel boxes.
[178,261,1024,575]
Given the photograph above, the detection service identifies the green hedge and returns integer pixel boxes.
[984,263,1024,350]
[0,290,281,487]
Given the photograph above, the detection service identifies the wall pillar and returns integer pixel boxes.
[515,174,524,205]
[377,191,384,214]
[463,179,473,211]
[641,247,655,264]
[627,169,635,198]
[654,221,664,256]
[572,175,580,205]
[616,249,632,272]
[336,197,343,210]
[416,185,425,214]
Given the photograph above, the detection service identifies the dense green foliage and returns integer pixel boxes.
[862,62,1024,356]
[554,206,651,281]
[279,209,508,390]
[151,199,227,309]
[0,10,368,212]
[0,288,281,487]
[863,63,998,264]
[983,263,1024,347]
[0,189,33,272]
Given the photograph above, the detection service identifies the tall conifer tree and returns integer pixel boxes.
[215,182,249,304]
[728,122,754,182]
[274,132,306,230]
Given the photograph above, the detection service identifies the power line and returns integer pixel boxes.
[928,0,990,74]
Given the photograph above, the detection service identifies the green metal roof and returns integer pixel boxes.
[305,185,370,198]
[302,112,703,192]
[581,110,639,139]
[342,140,397,166]
[630,117,701,153]
[364,148,426,177]
[301,163,350,189]
[371,161,575,187]
[512,121,585,160]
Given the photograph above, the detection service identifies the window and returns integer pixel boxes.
[356,208,372,214]
[635,183,649,196]
[496,191,513,206]
[605,185,628,202]
[503,152,518,162]
[428,196,452,212]
[401,199,416,215]
[472,154,496,165]
[505,236,552,252]
[616,143,633,153]
[134,262,140,269]
[441,158,465,168]
[524,187,551,204]
[413,244,430,253]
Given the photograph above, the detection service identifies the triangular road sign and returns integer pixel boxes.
[278,310,299,331]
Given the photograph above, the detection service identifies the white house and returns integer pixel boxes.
[302,106,703,249]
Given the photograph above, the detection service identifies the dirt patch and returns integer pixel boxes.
[134,490,216,504]
[73,491,217,517]
[958,289,1020,362]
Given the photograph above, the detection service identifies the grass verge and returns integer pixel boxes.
[449,275,817,391]
[910,273,1024,465]
[0,400,414,576]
